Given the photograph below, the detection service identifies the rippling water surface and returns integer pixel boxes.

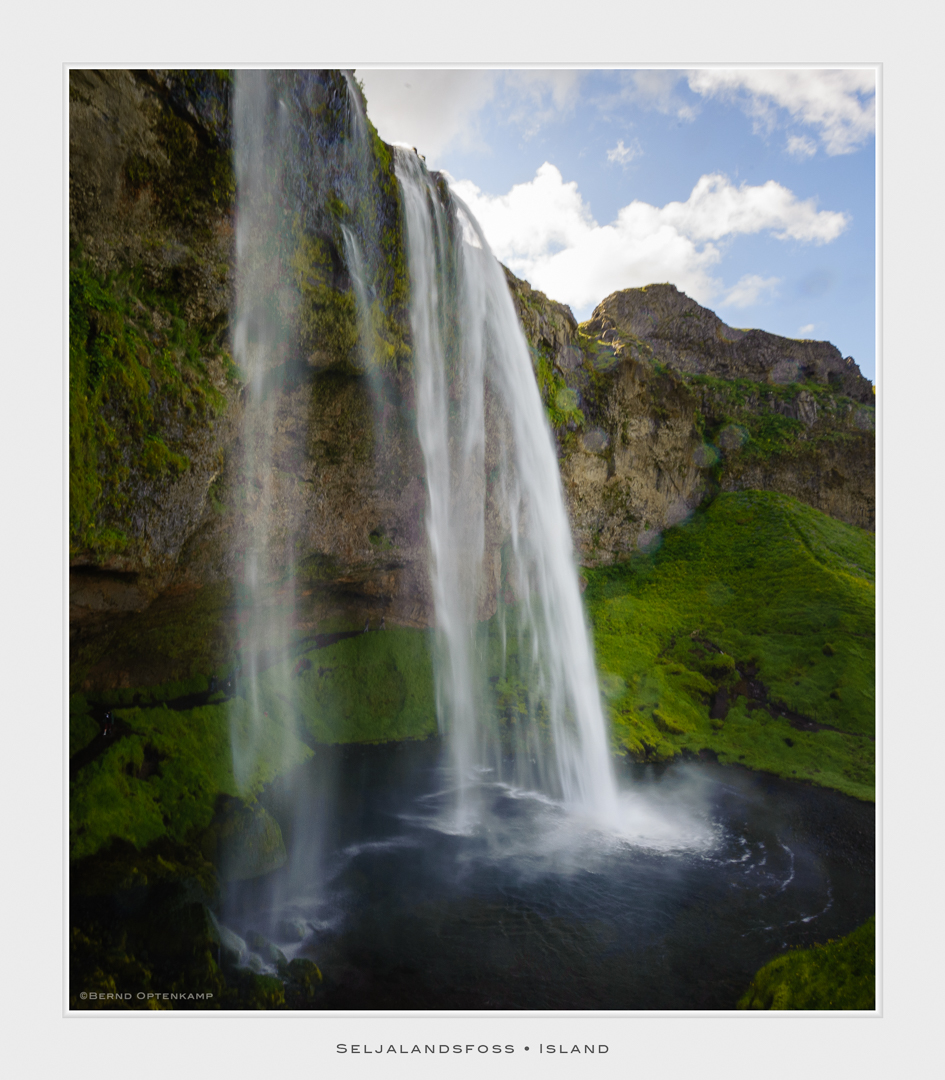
[223,741,874,1010]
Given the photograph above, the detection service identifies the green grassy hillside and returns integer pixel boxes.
[585,489,875,800]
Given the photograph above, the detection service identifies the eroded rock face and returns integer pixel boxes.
[502,272,875,563]
[502,267,580,368]
[69,69,238,595]
[562,358,709,560]
[584,283,874,403]
[70,70,435,692]
[176,366,435,633]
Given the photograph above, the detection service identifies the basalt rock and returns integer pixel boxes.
[69,70,430,692]
[502,273,874,564]
[584,283,873,404]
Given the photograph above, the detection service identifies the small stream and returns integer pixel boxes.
[221,741,874,1010]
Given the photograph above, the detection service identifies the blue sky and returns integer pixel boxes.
[357,68,876,382]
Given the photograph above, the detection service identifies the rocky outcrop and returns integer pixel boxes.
[70,69,239,611]
[584,283,874,404]
[502,267,581,370]
[502,273,874,563]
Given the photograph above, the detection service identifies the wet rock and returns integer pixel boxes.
[247,932,288,966]
[280,957,324,1008]
[200,798,288,882]
[276,917,309,942]
[207,912,248,968]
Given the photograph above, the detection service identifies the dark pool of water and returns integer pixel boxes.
[222,741,874,1010]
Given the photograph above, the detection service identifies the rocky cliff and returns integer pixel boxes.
[504,276,874,565]
[69,70,429,692]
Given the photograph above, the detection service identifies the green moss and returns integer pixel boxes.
[291,227,359,367]
[252,627,436,745]
[69,699,312,861]
[738,917,875,1009]
[585,490,875,800]
[686,374,865,463]
[69,252,233,558]
[535,352,585,430]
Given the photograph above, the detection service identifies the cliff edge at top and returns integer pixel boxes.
[584,283,873,403]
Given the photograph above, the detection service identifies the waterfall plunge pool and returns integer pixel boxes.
[221,740,874,1010]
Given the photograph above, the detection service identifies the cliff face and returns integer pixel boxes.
[69,70,874,692]
[503,275,874,565]
[69,70,431,691]
[70,70,239,614]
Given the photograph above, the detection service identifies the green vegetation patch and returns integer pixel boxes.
[292,227,360,368]
[584,490,875,799]
[535,351,585,431]
[687,374,864,463]
[255,627,437,745]
[738,917,875,1010]
[69,252,235,558]
[70,698,312,861]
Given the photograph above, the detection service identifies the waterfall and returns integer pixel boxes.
[395,151,619,825]
[229,71,301,792]
[229,70,617,825]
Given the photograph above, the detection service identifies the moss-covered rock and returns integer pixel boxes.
[199,797,287,881]
[252,626,437,745]
[69,695,312,861]
[70,70,238,579]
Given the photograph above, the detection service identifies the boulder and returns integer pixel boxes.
[200,797,287,882]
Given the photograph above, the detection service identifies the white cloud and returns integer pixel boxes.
[722,274,780,308]
[355,69,498,164]
[355,69,584,165]
[598,70,698,122]
[797,323,816,337]
[786,134,818,159]
[500,70,583,139]
[688,69,875,155]
[449,164,849,315]
[606,138,643,165]
[659,173,848,243]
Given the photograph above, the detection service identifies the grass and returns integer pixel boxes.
[584,489,875,800]
[738,917,875,1010]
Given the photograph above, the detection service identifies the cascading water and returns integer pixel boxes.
[229,72,303,794]
[395,151,620,825]
[229,70,617,841]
